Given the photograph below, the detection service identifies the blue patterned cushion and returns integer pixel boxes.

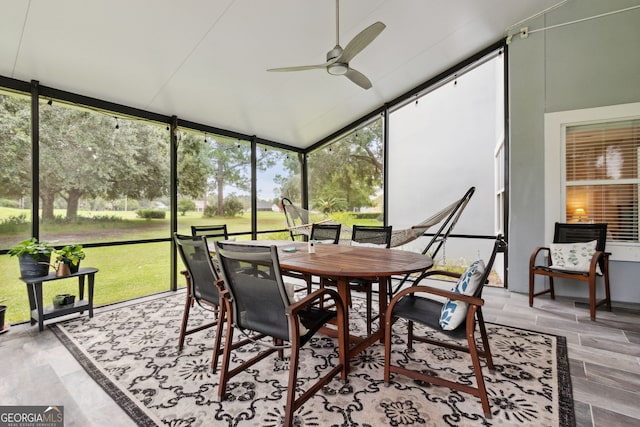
[439,260,486,330]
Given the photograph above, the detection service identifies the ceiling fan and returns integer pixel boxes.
[267,0,385,90]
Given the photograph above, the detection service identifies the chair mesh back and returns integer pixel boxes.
[311,223,341,243]
[174,234,219,305]
[191,224,228,241]
[554,223,607,252]
[215,242,291,341]
[352,225,393,248]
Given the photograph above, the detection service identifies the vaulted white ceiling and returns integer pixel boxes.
[1,0,563,149]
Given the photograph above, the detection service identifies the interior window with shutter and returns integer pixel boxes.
[564,119,640,242]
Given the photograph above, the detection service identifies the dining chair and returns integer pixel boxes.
[311,222,342,244]
[384,235,506,418]
[190,224,228,240]
[285,222,342,295]
[173,234,225,371]
[529,222,611,320]
[321,224,392,335]
[291,223,343,293]
[214,241,347,427]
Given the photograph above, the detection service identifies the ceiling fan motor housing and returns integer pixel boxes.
[326,46,348,75]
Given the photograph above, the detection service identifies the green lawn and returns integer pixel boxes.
[0,207,380,325]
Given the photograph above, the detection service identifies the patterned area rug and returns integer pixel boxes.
[51,292,575,426]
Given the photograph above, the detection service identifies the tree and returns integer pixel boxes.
[274,152,303,203]
[37,105,169,220]
[177,135,279,216]
[307,120,383,210]
[177,198,196,216]
[0,99,172,221]
[0,95,32,201]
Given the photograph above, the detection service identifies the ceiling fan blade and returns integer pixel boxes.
[345,68,372,90]
[267,63,329,72]
[338,21,385,63]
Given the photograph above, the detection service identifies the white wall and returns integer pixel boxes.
[388,56,502,265]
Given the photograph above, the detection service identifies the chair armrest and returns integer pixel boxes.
[420,270,462,280]
[419,269,490,285]
[287,287,345,315]
[529,246,550,268]
[389,285,485,308]
[589,250,611,274]
[214,279,226,296]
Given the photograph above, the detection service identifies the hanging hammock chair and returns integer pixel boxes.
[280,186,475,249]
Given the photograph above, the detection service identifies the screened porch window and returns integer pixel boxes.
[564,120,640,242]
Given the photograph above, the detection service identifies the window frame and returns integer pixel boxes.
[544,102,640,261]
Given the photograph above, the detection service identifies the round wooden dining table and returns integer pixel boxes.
[276,241,433,368]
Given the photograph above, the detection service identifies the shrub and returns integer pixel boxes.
[136,209,166,219]
[350,212,382,220]
[203,204,218,218]
[223,196,244,217]
[0,199,19,208]
[178,199,196,216]
[1,214,28,226]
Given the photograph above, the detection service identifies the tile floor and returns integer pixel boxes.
[0,286,638,426]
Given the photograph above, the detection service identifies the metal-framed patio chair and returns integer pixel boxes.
[384,235,506,417]
[214,241,347,427]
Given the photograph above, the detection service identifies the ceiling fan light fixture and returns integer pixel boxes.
[327,62,348,75]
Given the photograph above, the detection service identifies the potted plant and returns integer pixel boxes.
[9,238,54,278]
[54,244,86,274]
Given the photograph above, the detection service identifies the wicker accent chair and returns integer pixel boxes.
[214,241,347,427]
[384,235,506,418]
[529,222,611,320]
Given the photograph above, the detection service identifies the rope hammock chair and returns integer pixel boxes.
[280,186,475,250]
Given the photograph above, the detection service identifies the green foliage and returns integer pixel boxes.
[222,195,244,217]
[177,199,196,216]
[0,199,19,208]
[1,213,28,226]
[350,212,382,220]
[202,204,218,218]
[313,197,347,213]
[0,95,31,199]
[0,213,29,234]
[136,209,166,219]
[0,94,170,221]
[8,238,54,259]
[54,244,86,266]
[178,134,254,216]
[307,119,383,211]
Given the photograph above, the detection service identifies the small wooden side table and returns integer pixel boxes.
[20,267,99,331]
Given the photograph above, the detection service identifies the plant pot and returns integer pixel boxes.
[68,261,80,274]
[18,254,51,278]
[0,305,6,329]
[53,294,75,309]
[56,263,71,277]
